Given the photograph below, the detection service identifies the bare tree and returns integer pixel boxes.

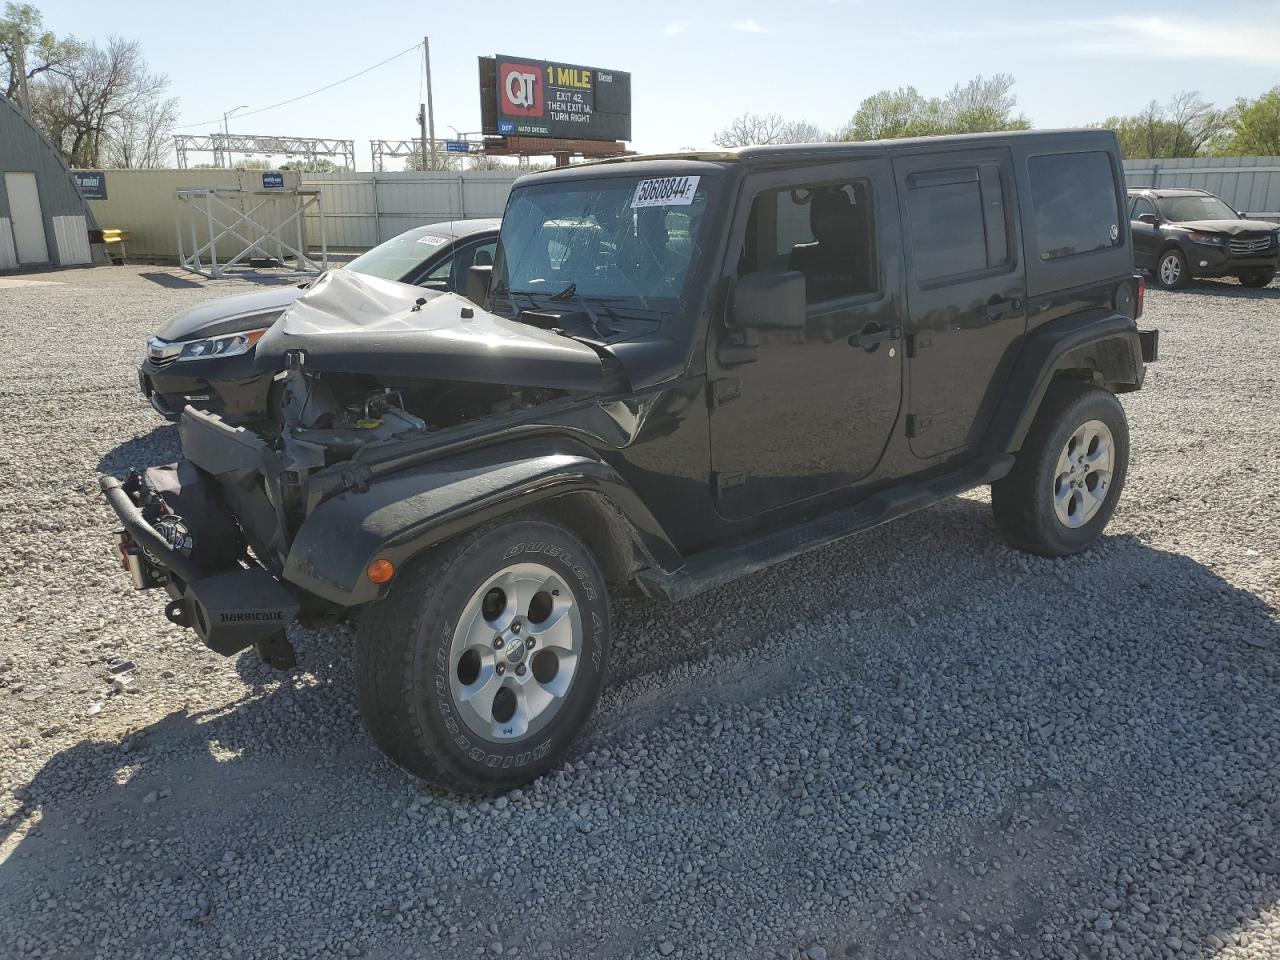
[1102,91,1226,158]
[104,95,177,168]
[403,148,461,172]
[0,2,81,104]
[941,74,1029,133]
[29,35,174,167]
[712,111,829,147]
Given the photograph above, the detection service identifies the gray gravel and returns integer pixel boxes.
[2,265,1279,960]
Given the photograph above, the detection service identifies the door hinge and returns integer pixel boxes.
[708,378,742,408]
[711,470,747,497]
[905,334,932,358]
[906,414,931,437]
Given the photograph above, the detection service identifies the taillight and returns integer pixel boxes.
[1134,274,1145,319]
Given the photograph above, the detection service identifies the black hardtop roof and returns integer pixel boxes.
[518,128,1119,187]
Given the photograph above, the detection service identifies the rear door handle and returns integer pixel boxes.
[848,324,902,351]
[980,297,1022,322]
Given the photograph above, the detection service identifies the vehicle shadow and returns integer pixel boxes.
[139,270,300,290]
[1173,279,1279,299]
[95,423,180,476]
[3,498,1278,959]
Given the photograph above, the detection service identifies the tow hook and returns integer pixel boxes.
[164,599,189,627]
[254,630,298,670]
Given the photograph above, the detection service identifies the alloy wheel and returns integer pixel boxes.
[1053,419,1115,528]
[1159,253,1182,287]
[447,562,582,742]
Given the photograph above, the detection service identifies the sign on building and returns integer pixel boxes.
[479,56,631,143]
[262,172,285,189]
[73,171,107,200]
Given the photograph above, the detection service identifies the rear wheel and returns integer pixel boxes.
[1155,248,1190,289]
[1237,268,1276,289]
[992,383,1130,557]
[354,516,610,794]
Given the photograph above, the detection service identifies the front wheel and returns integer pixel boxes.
[1237,268,1276,289]
[992,383,1130,557]
[354,516,610,794]
[1155,248,1190,289]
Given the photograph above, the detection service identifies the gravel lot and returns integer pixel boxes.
[1,265,1278,960]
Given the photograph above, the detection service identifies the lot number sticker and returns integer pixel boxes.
[632,176,700,208]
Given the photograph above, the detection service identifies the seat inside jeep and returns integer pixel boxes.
[741,182,876,304]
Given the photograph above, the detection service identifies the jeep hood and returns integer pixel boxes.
[1173,218,1279,236]
[154,285,303,342]
[253,270,604,393]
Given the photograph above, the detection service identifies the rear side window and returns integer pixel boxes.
[1029,152,1121,261]
[905,163,1008,283]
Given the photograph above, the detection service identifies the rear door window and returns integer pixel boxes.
[1028,152,1122,261]
[904,162,1009,284]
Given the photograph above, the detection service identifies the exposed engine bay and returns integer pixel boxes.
[267,360,568,472]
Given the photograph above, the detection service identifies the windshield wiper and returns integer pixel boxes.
[549,281,577,302]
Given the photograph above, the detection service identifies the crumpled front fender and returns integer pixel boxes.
[282,437,680,606]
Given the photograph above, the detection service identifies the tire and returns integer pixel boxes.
[1155,247,1190,289]
[991,382,1130,558]
[1238,268,1276,289]
[353,515,611,794]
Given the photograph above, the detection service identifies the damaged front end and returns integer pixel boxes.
[102,466,301,668]
[100,271,613,666]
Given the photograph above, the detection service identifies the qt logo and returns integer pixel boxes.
[500,62,542,116]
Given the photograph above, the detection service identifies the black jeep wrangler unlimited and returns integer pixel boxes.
[102,129,1158,794]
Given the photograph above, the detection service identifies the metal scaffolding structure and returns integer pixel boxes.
[174,134,356,170]
[174,186,328,280]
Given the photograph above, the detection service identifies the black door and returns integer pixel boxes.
[708,160,903,521]
[895,148,1026,461]
[1128,196,1161,270]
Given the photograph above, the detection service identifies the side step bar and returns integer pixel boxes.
[636,454,1014,602]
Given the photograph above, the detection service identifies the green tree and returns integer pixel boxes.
[0,2,81,104]
[838,75,1027,142]
[1219,87,1280,156]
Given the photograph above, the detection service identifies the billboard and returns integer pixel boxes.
[479,55,631,143]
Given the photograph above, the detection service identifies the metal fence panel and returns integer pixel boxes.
[1122,157,1280,220]
[301,171,519,249]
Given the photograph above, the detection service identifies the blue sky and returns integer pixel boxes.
[37,0,1280,168]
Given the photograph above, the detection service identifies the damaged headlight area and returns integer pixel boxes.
[176,328,269,361]
[269,361,570,471]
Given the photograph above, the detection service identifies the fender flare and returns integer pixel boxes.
[282,436,681,606]
[987,309,1144,456]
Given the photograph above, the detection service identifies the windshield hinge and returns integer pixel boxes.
[711,471,747,497]
[708,378,741,408]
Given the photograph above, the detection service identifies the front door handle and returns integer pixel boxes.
[849,323,902,351]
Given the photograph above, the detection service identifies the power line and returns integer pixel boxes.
[175,41,423,131]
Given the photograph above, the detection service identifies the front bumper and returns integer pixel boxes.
[138,351,271,422]
[1183,242,1278,278]
[100,473,300,658]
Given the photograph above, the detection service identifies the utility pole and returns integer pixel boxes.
[424,36,437,170]
[12,30,31,114]
[418,104,428,171]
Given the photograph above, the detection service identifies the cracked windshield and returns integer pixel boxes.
[493,175,717,311]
